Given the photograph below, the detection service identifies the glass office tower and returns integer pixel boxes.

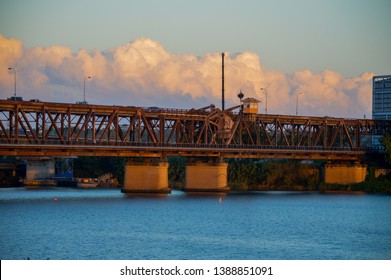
[373,75,391,120]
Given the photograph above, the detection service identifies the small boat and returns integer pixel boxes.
[77,173,118,188]
[20,178,57,187]
[77,178,98,188]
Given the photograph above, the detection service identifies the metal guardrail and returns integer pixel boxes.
[0,138,377,152]
[1,100,389,158]
[142,107,191,115]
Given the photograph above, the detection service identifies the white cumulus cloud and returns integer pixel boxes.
[0,33,374,118]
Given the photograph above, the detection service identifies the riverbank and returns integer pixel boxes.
[3,156,391,194]
[318,179,391,194]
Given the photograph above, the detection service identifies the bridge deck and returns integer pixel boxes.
[0,141,365,160]
[1,100,390,160]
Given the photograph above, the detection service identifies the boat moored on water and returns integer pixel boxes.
[77,178,99,188]
[77,173,119,188]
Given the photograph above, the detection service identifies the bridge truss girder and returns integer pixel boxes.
[228,114,363,149]
[1,100,390,159]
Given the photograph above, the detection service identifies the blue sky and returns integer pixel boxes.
[1,0,390,77]
[0,0,390,117]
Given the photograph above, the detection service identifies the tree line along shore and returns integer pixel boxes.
[2,146,391,194]
[1,156,389,194]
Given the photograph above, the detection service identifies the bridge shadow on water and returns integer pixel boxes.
[121,189,322,203]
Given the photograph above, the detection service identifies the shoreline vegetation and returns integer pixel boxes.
[168,158,391,194]
[1,156,391,194]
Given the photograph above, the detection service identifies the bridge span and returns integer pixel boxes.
[1,99,390,193]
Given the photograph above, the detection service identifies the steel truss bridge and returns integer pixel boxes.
[1,100,390,161]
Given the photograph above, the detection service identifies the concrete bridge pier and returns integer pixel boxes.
[18,157,57,186]
[122,159,171,194]
[25,158,56,180]
[322,162,367,184]
[183,159,230,193]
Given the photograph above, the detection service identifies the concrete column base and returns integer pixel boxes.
[323,163,367,184]
[184,162,230,193]
[121,161,171,194]
[26,158,56,179]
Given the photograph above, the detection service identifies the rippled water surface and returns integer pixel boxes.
[1,188,390,260]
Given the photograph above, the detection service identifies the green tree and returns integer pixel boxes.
[380,132,391,164]
[168,157,186,189]
[73,157,126,183]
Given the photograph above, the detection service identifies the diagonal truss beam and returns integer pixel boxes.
[1,100,391,156]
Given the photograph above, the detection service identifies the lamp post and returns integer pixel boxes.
[222,52,225,111]
[260,88,267,114]
[296,92,303,116]
[237,90,244,112]
[237,90,244,102]
[83,76,92,103]
[8,67,16,98]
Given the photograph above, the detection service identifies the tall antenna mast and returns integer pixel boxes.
[222,52,225,111]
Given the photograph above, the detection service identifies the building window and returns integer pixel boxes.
[372,75,391,119]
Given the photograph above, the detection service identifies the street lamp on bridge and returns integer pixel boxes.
[8,67,16,99]
[260,88,268,114]
[237,90,244,110]
[83,76,92,104]
[296,92,303,116]
[237,90,244,102]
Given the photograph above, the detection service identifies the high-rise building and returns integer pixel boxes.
[372,75,391,120]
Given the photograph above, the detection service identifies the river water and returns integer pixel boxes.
[0,187,390,260]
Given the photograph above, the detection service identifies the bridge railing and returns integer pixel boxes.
[0,138,377,152]
[142,107,191,114]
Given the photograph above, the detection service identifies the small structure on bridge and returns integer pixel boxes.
[242,97,260,114]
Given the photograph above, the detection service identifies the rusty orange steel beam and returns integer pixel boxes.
[1,99,390,159]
